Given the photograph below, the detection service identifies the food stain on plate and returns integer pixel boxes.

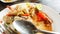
[1,0,17,3]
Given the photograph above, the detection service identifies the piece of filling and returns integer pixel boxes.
[4,0,12,2]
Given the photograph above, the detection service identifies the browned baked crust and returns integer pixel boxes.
[3,4,53,34]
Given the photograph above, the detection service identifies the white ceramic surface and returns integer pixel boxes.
[0,3,60,33]
[40,0,60,14]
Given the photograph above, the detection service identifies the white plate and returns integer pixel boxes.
[0,0,17,3]
[0,3,60,33]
